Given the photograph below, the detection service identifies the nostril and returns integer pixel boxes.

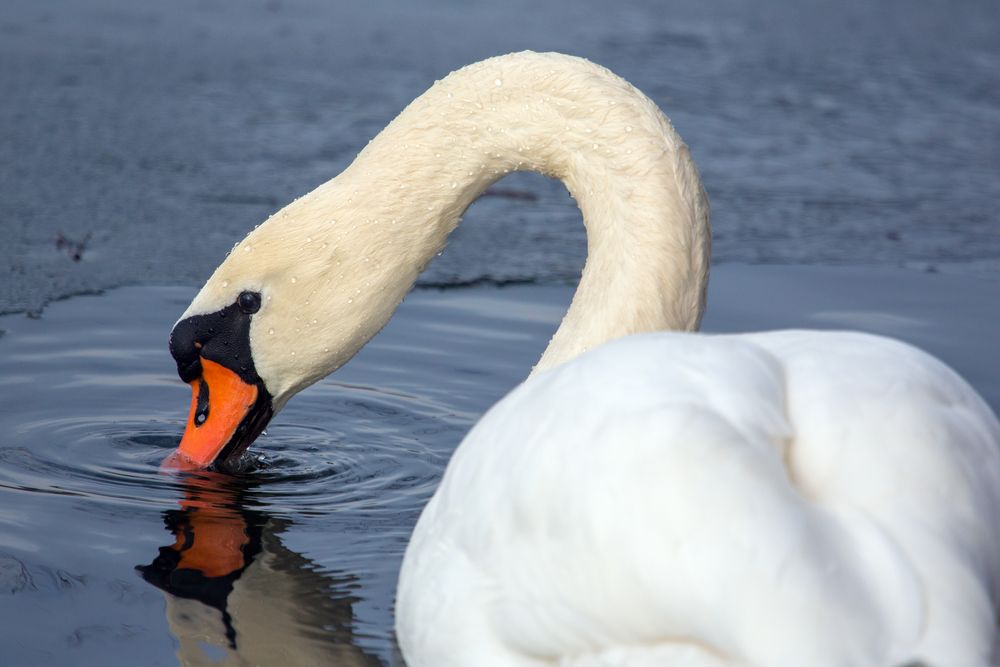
[193,378,210,426]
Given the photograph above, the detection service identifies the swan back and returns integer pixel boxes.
[397,331,1000,666]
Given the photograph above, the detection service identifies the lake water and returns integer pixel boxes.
[1,0,998,314]
[1,266,997,665]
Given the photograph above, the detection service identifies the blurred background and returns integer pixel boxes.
[2,0,998,315]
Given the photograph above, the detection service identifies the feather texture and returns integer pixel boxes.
[398,332,1000,666]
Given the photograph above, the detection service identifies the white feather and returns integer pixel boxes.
[397,333,1000,666]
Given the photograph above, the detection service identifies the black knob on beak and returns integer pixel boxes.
[169,318,205,383]
[168,292,262,386]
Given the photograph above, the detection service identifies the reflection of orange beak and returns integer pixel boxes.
[169,508,249,578]
[136,471,260,626]
[172,477,250,577]
[168,358,259,469]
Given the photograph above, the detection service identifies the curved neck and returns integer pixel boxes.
[288,52,710,374]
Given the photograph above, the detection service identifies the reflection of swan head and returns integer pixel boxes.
[137,475,261,648]
[167,51,710,468]
[137,474,383,666]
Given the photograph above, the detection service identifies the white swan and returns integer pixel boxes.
[166,52,1000,666]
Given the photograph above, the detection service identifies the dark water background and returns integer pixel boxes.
[0,0,998,664]
[1,0,999,314]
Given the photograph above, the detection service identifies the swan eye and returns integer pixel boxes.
[237,291,262,314]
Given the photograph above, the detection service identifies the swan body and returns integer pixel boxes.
[397,331,1000,666]
[166,51,1000,665]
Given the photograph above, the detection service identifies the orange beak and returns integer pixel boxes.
[167,358,260,469]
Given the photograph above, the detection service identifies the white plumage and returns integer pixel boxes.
[398,332,1000,666]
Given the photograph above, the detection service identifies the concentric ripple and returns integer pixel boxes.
[0,391,450,521]
[0,417,182,509]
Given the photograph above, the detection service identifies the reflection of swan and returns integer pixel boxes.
[164,51,1000,665]
[138,475,383,667]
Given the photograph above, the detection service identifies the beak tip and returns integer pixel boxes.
[161,449,210,473]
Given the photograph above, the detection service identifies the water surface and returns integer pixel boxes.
[2,0,998,314]
[0,266,997,665]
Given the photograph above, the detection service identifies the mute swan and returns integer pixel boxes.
[166,52,1000,666]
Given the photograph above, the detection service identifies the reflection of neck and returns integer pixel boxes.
[297,52,711,371]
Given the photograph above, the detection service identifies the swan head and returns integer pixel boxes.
[165,192,421,469]
[161,50,713,468]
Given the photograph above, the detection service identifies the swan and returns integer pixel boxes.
[165,51,1000,666]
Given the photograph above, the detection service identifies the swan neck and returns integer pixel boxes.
[327,52,711,372]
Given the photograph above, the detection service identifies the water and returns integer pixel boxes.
[1,267,997,665]
[1,0,998,314]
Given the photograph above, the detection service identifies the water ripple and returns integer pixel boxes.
[0,399,445,521]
